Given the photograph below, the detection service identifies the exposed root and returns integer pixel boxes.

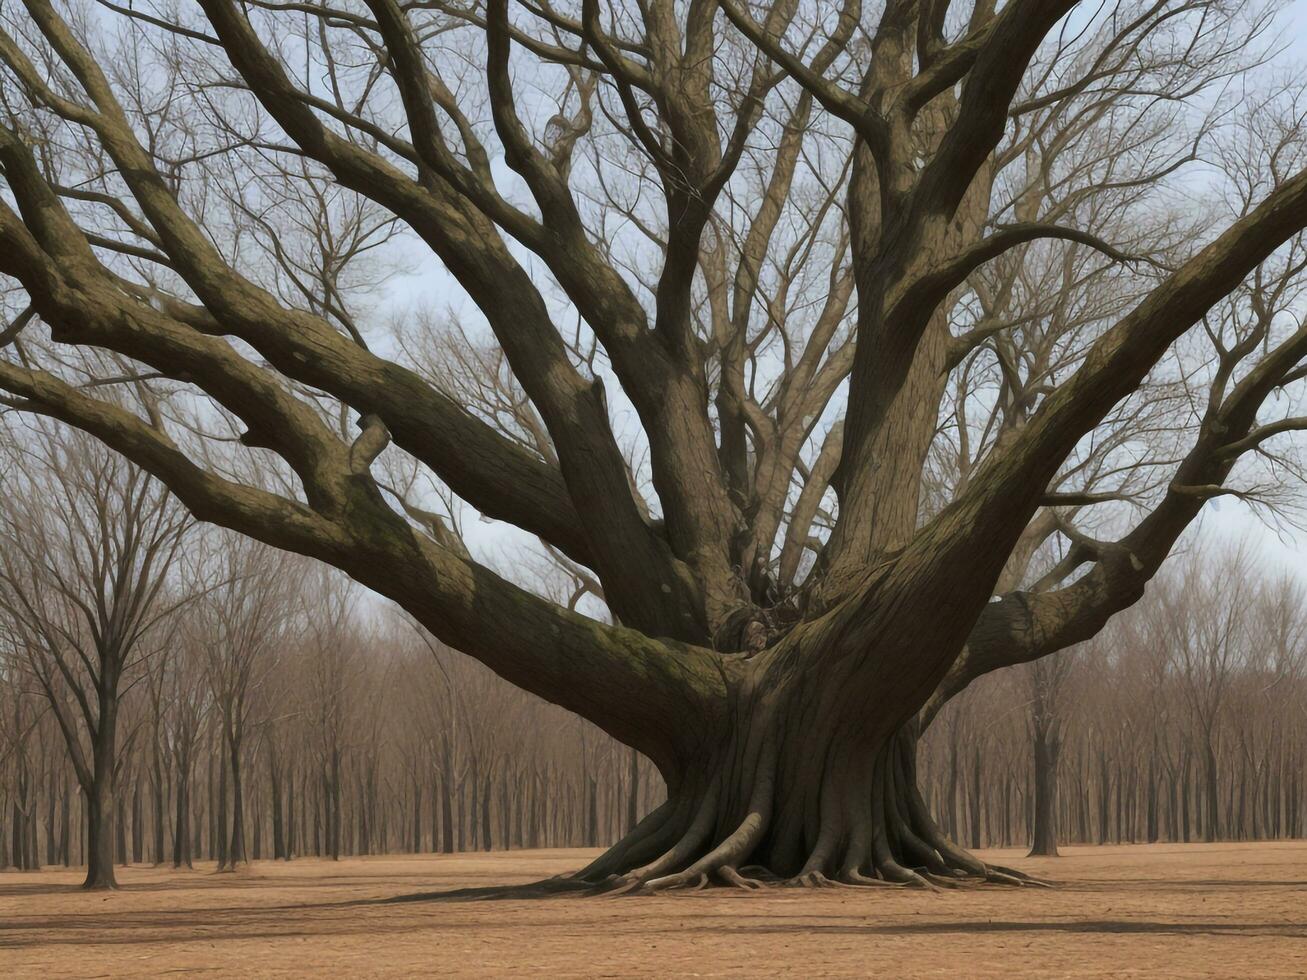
[642,806,768,893]
[837,869,907,888]
[920,871,968,889]
[574,799,681,883]
[574,727,1054,896]
[738,864,783,883]
[646,870,710,893]
[987,864,1055,888]
[593,874,645,898]
[718,866,767,890]
[784,870,859,889]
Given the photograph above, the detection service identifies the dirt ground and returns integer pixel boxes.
[3,842,1306,978]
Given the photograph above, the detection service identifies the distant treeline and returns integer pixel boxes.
[4,514,1303,870]
[921,546,1307,851]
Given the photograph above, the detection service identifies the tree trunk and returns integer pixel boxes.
[227,728,247,867]
[270,751,286,861]
[173,766,192,869]
[216,746,228,867]
[286,767,297,860]
[439,773,455,854]
[84,778,117,889]
[330,750,342,861]
[1027,725,1060,857]
[577,709,1030,892]
[1203,736,1220,842]
[45,770,58,866]
[480,773,493,852]
[585,776,599,849]
[131,777,144,865]
[10,800,26,871]
[626,747,640,836]
[60,781,71,867]
[152,755,166,865]
[115,794,128,867]
[411,773,422,854]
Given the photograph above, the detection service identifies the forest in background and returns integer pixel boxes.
[3,430,1303,871]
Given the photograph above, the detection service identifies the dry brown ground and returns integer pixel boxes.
[2,841,1306,978]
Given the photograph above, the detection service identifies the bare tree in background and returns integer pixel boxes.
[3,0,1307,890]
[0,427,190,888]
[1161,546,1255,843]
[920,545,1307,851]
[160,617,211,870]
[0,637,45,871]
[1024,650,1075,856]
[190,535,297,869]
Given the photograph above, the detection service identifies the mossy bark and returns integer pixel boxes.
[575,663,1037,892]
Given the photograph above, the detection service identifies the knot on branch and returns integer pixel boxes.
[349,413,391,475]
[713,606,775,658]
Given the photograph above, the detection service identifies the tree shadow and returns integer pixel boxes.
[713,919,1307,939]
[380,876,595,903]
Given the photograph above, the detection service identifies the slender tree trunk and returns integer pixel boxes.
[440,773,454,854]
[330,749,342,861]
[207,748,217,861]
[115,793,128,867]
[131,777,144,864]
[946,731,960,840]
[480,773,493,852]
[216,746,228,867]
[1028,726,1060,857]
[969,747,983,850]
[60,780,71,867]
[152,753,166,865]
[83,766,117,890]
[270,750,286,861]
[411,772,422,854]
[286,766,297,861]
[626,747,640,835]
[173,764,192,869]
[1204,736,1220,842]
[227,726,247,867]
[45,769,58,866]
[585,776,599,848]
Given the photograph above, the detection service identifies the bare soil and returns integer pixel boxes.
[3,841,1306,977]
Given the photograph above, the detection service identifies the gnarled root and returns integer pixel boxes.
[580,726,1049,895]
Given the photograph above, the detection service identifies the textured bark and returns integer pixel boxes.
[1028,727,1061,857]
[227,736,247,867]
[574,658,1035,891]
[83,771,117,889]
[270,753,286,861]
[173,768,192,869]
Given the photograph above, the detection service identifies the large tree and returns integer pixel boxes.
[2,0,1307,890]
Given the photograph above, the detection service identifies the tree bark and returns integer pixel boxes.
[83,777,117,889]
[1027,726,1061,857]
[574,669,1034,893]
[626,747,640,836]
[173,765,192,869]
[227,725,247,867]
[1203,736,1221,842]
[270,750,286,861]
